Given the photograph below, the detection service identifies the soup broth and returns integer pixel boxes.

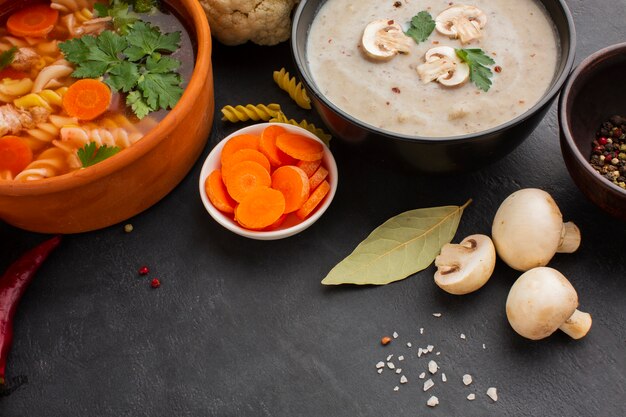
[307,0,560,137]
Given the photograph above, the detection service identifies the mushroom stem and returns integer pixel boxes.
[559,309,592,339]
[557,221,581,253]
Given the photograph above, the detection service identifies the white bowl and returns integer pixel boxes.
[199,123,338,240]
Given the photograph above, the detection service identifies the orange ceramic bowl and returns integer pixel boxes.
[0,0,214,233]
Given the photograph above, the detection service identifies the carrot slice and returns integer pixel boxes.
[220,134,260,166]
[62,79,111,121]
[222,149,270,183]
[296,180,331,220]
[264,213,287,231]
[205,169,237,214]
[7,4,59,38]
[271,165,310,213]
[0,68,28,80]
[235,187,286,230]
[308,165,328,190]
[276,133,324,161]
[259,125,296,167]
[224,160,271,203]
[296,159,322,177]
[0,136,33,177]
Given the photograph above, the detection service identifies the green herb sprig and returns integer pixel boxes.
[59,22,183,119]
[455,48,496,92]
[0,47,17,71]
[77,143,121,168]
[405,11,436,44]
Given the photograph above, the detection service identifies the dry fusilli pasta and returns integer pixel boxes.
[273,68,311,110]
[14,147,71,181]
[221,103,282,122]
[270,111,331,146]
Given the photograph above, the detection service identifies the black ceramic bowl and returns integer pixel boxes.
[291,0,576,173]
[558,43,626,222]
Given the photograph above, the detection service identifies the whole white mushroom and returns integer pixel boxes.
[492,188,581,271]
[506,267,592,340]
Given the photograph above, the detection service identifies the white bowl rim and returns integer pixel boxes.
[198,122,338,240]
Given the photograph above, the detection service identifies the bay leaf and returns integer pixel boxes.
[322,200,471,286]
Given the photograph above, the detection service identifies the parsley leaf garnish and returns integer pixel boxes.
[406,11,436,44]
[59,22,183,119]
[455,48,496,92]
[0,46,17,71]
[77,143,121,168]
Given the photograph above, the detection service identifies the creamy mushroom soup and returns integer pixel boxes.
[306,0,559,137]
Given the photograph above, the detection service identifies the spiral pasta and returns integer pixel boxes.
[273,68,311,110]
[32,60,74,92]
[14,87,68,111]
[221,103,282,122]
[50,0,92,14]
[270,111,332,146]
[0,78,34,103]
[21,115,78,152]
[14,147,71,181]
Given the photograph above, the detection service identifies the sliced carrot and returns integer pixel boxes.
[0,136,33,177]
[220,134,260,166]
[222,148,270,183]
[264,213,287,231]
[308,165,328,190]
[7,4,59,38]
[296,180,331,220]
[276,133,324,161]
[62,79,111,121]
[0,68,28,80]
[205,169,237,214]
[259,125,296,167]
[296,158,322,177]
[223,160,271,203]
[235,187,285,230]
[271,165,310,213]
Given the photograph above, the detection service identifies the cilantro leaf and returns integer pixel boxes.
[108,1,140,35]
[145,55,180,74]
[108,61,140,92]
[132,0,160,13]
[58,36,93,65]
[456,48,496,92]
[406,11,436,44]
[127,90,153,119]
[125,22,180,60]
[138,71,182,110]
[86,31,127,64]
[77,143,121,168]
[0,46,17,70]
[93,2,109,17]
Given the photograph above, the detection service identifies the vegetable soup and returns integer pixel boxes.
[306,0,560,137]
[0,0,194,181]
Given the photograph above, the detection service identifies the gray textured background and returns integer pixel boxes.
[0,0,625,416]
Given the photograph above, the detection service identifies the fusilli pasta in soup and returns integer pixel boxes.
[0,0,194,181]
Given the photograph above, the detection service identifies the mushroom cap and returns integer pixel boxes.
[506,267,578,340]
[361,19,411,61]
[418,46,469,87]
[492,188,564,271]
[434,234,496,295]
[435,5,487,36]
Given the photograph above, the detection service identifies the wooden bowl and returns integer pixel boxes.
[0,0,214,233]
[558,42,626,221]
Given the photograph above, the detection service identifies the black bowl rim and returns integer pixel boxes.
[558,41,626,197]
[291,0,577,144]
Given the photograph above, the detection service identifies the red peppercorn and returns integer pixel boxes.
[151,278,160,289]
[594,146,603,153]
[614,129,623,137]
[598,137,608,145]
[138,266,149,275]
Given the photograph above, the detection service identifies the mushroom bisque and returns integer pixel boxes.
[506,267,592,340]
[491,188,581,271]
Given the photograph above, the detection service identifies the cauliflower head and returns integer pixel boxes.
[200,0,300,46]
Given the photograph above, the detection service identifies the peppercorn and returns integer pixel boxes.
[589,115,626,190]
[138,266,149,275]
[151,278,160,288]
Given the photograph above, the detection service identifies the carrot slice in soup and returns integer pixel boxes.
[259,125,296,167]
[296,180,331,220]
[308,165,328,190]
[220,134,260,166]
[62,79,111,121]
[224,160,271,203]
[7,4,59,38]
[0,136,33,177]
[235,187,286,230]
[271,165,310,213]
[222,149,270,183]
[296,159,322,177]
[276,133,324,161]
[205,169,237,214]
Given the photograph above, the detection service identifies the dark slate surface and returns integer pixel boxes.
[0,1,625,416]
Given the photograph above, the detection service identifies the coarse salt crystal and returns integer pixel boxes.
[387,362,395,370]
[436,351,441,355]
[386,354,393,361]
[419,372,426,379]
[423,379,434,391]
[407,342,412,348]
[487,387,498,402]
[428,360,438,374]
[417,348,423,357]
[427,396,439,407]
[460,333,466,340]
[427,345,434,352]
[377,369,383,374]
[432,313,442,317]
[376,361,385,369]
[393,331,399,338]
[400,375,408,384]
[483,343,486,349]
[395,368,402,374]
[441,373,447,382]
[463,374,473,386]
[393,386,399,392]
[420,328,424,334]
[467,393,476,401]
[398,355,404,361]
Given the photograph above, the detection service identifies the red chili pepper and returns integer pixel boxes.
[0,235,61,385]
